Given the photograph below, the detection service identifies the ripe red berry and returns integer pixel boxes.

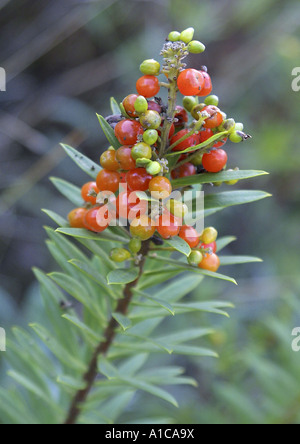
[157,212,181,239]
[147,100,162,113]
[198,253,220,272]
[116,146,136,171]
[130,215,156,240]
[213,138,227,148]
[96,169,121,193]
[199,128,214,143]
[202,105,224,129]
[202,149,228,173]
[126,168,153,191]
[81,182,99,205]
[114,120,144,145]
[136,76,160,98]
[170,129,200,152]
[100,150,120,171]
[68,207,88,228]
[197,72,212,97]
[171,162,197,179]
[200,241,217,254]
[149,176,172,199]
[177,69,205,96]
[83,206,109,233]
[116,191,148,221]
[123,94,139,117]
[179,225,200,248]
[174,106,189,127]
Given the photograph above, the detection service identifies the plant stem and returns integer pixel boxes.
[63,241,151,425]
[159,71,178,158]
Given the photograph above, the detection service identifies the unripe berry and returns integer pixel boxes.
[166,199,188,218]
[143,129,158,146]
[188,40,205,54]
[131,142,152,160]
[140,59,161,76]
[135,157,152,168]
[225,168,239,185]
[139,110,162,130]
[191,103,206,120]
[129,238,142,254]
[191,152,203,166]
[188,250,203,266]
[219,118,235,132]
[229,131,244,143]
[180,27,195,43]
[183,96,198,112]
[201,227,218,244]
[204,95,219,107]
[110,248,132,263]
[168,31,181,42]
[146,161,162,176]
[134,96,148,114]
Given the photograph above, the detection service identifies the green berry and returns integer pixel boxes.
[135,157,152,167]
[219,118,235,132]
[143,129,158,145]
[225,169,239,186]
[188,250,203,266]
[191,103,206,120]
[214,181,223,187]
[131,142,152,160]
[229,131,243,143]
[146,161,162,176]
[201,227,218,244]
[139,110,162,130]
[140,59,160,76]
[180,27,195,44]
[191,152,203,166]
[183,96,198,112]
[129,238,142,254]
[134,96,148,114]
[168,31,181,42]
[166,199,188,218]
[204,95,219,107]
[110,248,132,263]
[188,40,205,54]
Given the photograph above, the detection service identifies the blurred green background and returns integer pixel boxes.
[1,0,300,424]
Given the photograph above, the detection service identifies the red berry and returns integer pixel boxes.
[126,168,153,191]
[214,138,227,148]
[147,100,162,113]
[83,206,109,233]
[96,169,121,193]
[198,253,220,272]
[200,241,217,253]
[116,191,148,221]
[149,176,172,199]
[179,225,200,248]
[197,72,212,97]
[170,129,200,152]
[116,146,136,171]
[177,69,205,96]
[123,94,139,117]
[199,128,214,143]
[202,149,228,173]
[136,76,160,98]
[100,150,120,171]
[68,208,88,228]
[202,106,224,129]
[157,212,181,239]
[171,162,197,179]
[114,120,144,145]
[174,106,189,127]
[130,215,156,240]
[81,182,99,205]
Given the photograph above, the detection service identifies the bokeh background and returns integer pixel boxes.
[1,0,300,424]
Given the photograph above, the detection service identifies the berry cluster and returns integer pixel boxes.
[68,27,251,273]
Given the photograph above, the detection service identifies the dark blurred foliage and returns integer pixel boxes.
[0,0,300,423]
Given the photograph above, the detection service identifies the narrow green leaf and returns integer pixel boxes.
[168,131,228,156]
[172,345,218,358]
[157,328,214,345]
[219,255,263,265]
[57,375,86,390]
[118,354,149,377]
[7,370,52,405]
[42,209,68,227]
[62,314,104,343]
[98,358,119,379]
[60,143,101,178]
[50,177,82,206]
[164,236,191,257]
[97,114,122,150]
[216,236,237,252]
[205,190,271,210]
[172,170,269,188]
[56,227,125,243]
[112,313,132,331]
[133,289,175,315]
[110,97,122,114]
[107,268,139,285]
